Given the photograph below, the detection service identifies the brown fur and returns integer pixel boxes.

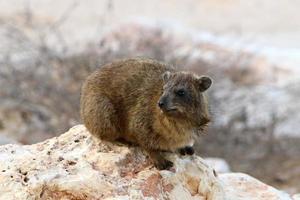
[80,58,212,170]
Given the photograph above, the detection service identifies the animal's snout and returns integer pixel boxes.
[158,100,165,108]
[158,96,168,109]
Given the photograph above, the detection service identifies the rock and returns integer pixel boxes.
[293,194,300,200]
[0,125,296,199]
[0,104,55,144]
[220,173,293,200]
[204,157,231,173]
[211,79,300,139]
[0,125,224,200]
[0,134,20,145]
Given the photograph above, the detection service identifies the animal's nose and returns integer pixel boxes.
[158,100,164,108]
[158,96,168,108]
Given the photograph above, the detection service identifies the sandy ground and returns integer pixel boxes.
[0,0,300,67]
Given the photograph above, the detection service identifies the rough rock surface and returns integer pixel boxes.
[0,125,297,200]
[204,157,231,173]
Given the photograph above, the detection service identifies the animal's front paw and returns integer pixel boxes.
[178,146,195,155]
[155,159,174,170]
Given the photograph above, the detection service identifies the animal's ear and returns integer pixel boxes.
[197,76,212,92]
[162,71,172,82]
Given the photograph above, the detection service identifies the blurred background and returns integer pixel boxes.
[0,0,299,194]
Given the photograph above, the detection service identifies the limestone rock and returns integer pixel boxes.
[0,125,296,199]
[293,194,300,200]
[204,157,231,173]
[0,134,19,145]
[220,173,293,200]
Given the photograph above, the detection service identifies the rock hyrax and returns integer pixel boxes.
[80,58,212,170]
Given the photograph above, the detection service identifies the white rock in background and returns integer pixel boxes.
[204,157,231,173]
[212,79,300,139]
[0,125,297,200]
[293,194,300,200]
[0,134,19,145]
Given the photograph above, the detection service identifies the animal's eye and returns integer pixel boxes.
[176,89,185,97]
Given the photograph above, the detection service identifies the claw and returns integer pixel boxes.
[155,159,173,170]
[178,146,194,156]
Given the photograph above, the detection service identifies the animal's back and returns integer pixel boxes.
[80,58,173,141]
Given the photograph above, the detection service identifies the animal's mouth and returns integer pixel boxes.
[160,107,179,116]
[165,108,177,112]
